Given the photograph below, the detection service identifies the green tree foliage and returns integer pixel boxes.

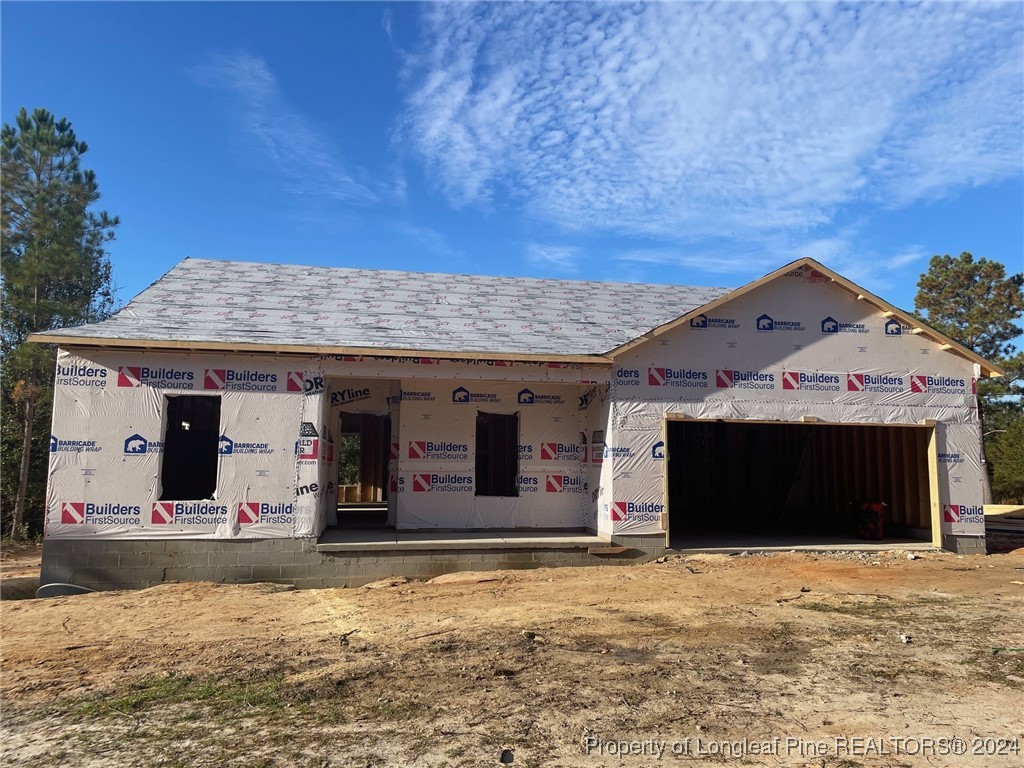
[989,415,1024,503]
[1,108,118,538]
[914,252,1024,499]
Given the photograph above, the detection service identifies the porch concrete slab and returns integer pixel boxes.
[316,528,607,552]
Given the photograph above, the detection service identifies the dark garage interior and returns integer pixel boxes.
[667,420,934,548]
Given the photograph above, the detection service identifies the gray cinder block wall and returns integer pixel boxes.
[941,534,987,556]
[40,537,665,592]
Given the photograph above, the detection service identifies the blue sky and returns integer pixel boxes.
[2,1,1022,314]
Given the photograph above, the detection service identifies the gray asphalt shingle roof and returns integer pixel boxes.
[47,258,733,357]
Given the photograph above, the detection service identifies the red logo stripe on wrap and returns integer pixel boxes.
[117,367,141,387]
[152,502,174,524]
[204,369,227,390]
[61,502,85,524]
[238,502,260,524]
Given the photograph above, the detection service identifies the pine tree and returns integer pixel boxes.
[989,415,1024,504]
[1,108,118,538]
[914,252,1024,502]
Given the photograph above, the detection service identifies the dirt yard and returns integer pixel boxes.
[2,546,1023,768]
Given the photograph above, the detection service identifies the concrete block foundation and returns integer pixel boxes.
[40,536,667,592]
[941,534,988,556]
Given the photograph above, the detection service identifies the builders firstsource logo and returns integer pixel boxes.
[60,501,142,525]
[847,373,904,394]
[909,375,967,395]
[516,475,539,494]
[942,503,984,525]
[545,474,586,493]
[648,367,708,388]
[539,442,584,462]
[117,366,195,389]
[614,368,641,386]
[715,370,775,390]
[238,501,294,525]
[55,363,107,388]
[609,500,664,524]
[408,473,473,493]
[152,501,228,525]
[781,371,841,392]
[203,368,279,392]
[407,440,469,461]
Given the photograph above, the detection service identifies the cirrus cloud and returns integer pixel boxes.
[402,3,1023,239]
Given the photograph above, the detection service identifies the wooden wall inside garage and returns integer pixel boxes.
[667,421,932,533]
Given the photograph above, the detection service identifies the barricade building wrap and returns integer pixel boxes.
[37,257,998,556]
[46,349,611,539]
[601,266,985,540]
[48,350,308,539]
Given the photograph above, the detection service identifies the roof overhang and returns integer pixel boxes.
[26,332,614,366]
[604,257,1005,379]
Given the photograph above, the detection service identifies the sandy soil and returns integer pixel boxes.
[0,542,42,600]
[2,547,1023,768]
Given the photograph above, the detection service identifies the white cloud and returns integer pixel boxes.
[402,3,1022,239]
[526,243,581,272]
[615,246,777,276]
[191,51,377,205]
[390,220,463,262]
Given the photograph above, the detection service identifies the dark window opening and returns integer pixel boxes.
[160,395,221,501]
[476,411,519,497]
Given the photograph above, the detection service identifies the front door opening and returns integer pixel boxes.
[160,395,221,501]
[335,412,390,528]
[667,420,933,548]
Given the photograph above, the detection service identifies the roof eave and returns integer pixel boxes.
[27,332,614,366]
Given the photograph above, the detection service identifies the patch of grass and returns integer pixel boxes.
[59,670,334,722]
[372,696,427,721]
[960,649,1024,688]
[795,601,892,618]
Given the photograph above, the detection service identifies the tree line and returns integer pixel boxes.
[1,107,1022,540]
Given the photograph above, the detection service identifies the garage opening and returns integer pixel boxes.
[667,420,933,548]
